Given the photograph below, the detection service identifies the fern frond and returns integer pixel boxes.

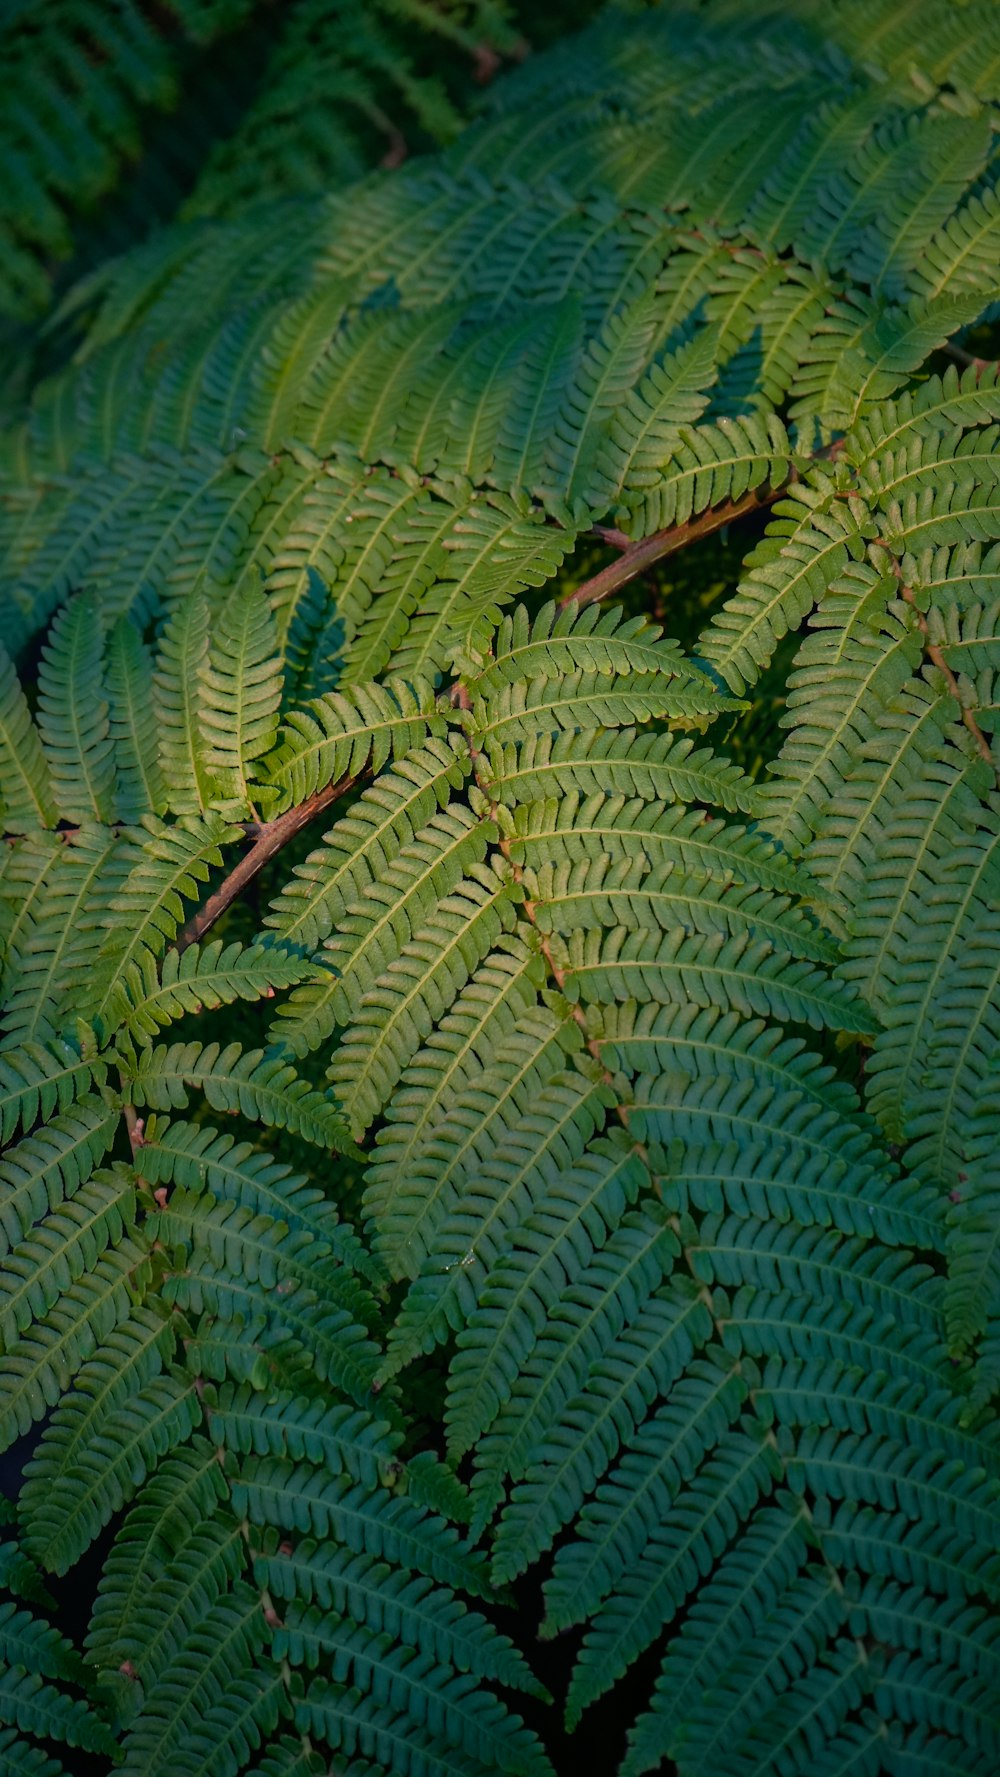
[264,736,470,952]
[621,1494,813,1774]
[844,111,990,299]
[161,1232,380,1415]
[85,813,241,1038]
[844,363,1000,468]
[198,574,284,819]
[231,1458,495,1599]
[123,1041,351,1151]
[698,484,875,695]
[106,618,166,824]
[911,175,1000,302]
[382,1061,615,1374]
[0,1666,114,1757]
[506,791,806,895]
[471,1204,680,1551]
[0,827,122,1050]
[276,1603,553,1777]
[466,664,731,746]
[0,834,62,1002]
[554,924,871,1032]
[115,1579,275,1777]
[564,1421,781,1724]
[540,292,658,517]
[0,1100,119,1254]
[152,594,216,817]
[4,12,1000,1775]
[136,1117,376,1278]
[528,855,840,965]
[22,1357,199,1578]
[116,939,317,1046]
[87,1436,229,1674]
[18,1305,179,1567]
[598,323,721,505]
[622,412,790,540]
[35,594,115,825]
[271,805,498,1057]
[455,599,700,694]
[0,1165,137,1351]
[329,867,520,1137]
[0,646,55,833]
[361,934,546,1261]
[758,564,924,854]
[265,678,442,810]
[444,1133,653,1460]
[483,727,761,815]
[387,496,576,680]
[0,1043,108,1148]
[0,1239,153,1450]
[364,1000,587,1279]
[260,1540,544,1698]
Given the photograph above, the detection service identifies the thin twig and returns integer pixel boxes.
[559,483,783,609]
[176,773,355,952]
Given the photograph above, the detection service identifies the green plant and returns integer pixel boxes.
[3,1,1000,1773]
[0,0,532,351]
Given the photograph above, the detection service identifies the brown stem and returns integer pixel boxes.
[898,584,997,777]
[123,1102,145,1157]
[176,774,355,952]
[559,483,783,609]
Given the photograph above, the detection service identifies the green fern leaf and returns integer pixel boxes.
[84,813,241,1038]
[474,1206,680,1556]
[0,1165,137,1350]
[0,1237,153,1450]
[454,599,703,695]
[198,573,284,819]
[482,728,761,815]
[116,939,318,1046]
[152,594,216,817]
[19,1307,181,1574]
[264,735,470,952]
[466,666,732,747]
[383,1062,615,1375]
[35,594,115,825]
[106,617,166,824]
[505,791,806,896]
[0,646,55,833]
[270,805,499,1056]
[542,291,659,516]
[123,1041,351,1150]
[622,412,790,540]
[699,483,875,695]
[265,678,443,810]
[276,1604,553,1777]
[564,1421,781,1725]
[136,1118,378,1280]
[86,1437,229,1676]
[329,867,520,1137]
[0,1100,119,1253]
[0,1667,114,1757]
[0,827,123,1050]
[231,1458,495,1599]
[362,935,547,1263]
[553,924,872,1032]
[0,1043,108,1149]
[444,1133,652,1460]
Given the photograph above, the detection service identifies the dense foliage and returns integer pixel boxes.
[2,1,1000,1772]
